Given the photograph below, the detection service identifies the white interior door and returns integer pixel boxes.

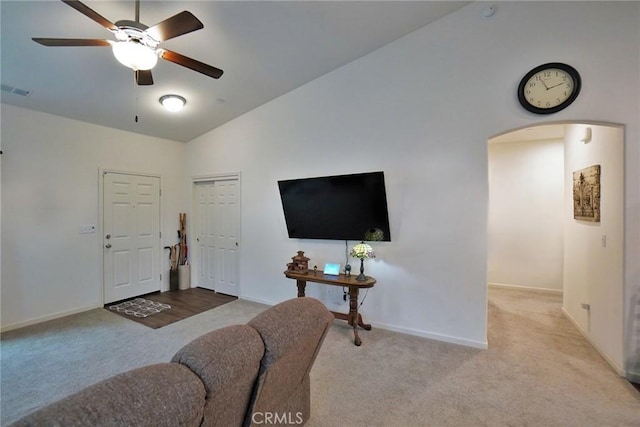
[103,172,161,303]
[196,183,216,291]
[195,177,240,296]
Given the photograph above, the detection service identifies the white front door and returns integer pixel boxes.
[195,177,240,296]
[103,172,161,303]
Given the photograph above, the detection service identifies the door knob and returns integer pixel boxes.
[105,243,112,249]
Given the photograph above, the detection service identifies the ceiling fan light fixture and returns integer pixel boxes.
[160,95,186,112]
[112,40,158,71]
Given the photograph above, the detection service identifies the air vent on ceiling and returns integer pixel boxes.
[1,84,31,97]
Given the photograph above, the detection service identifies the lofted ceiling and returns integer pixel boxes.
[1,1,470,142]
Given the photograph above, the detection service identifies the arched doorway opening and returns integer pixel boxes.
[487,121,626,377]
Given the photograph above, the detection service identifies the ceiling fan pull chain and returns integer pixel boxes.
[134,81,139,123]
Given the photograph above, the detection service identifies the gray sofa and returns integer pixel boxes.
[10,297,334,427]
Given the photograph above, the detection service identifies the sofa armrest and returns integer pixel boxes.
[245,297,334,426]
[172,324,265,427]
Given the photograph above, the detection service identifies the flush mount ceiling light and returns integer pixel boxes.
[160,95,186,112]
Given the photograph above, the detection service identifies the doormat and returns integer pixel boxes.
[108,298,171,318]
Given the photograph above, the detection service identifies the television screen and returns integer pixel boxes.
[277,171,391,241]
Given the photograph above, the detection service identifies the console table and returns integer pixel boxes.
[284,270,376,346]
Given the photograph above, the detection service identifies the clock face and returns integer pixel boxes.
[518,63,581,114]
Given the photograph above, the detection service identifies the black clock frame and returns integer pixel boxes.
[517,62,581,114]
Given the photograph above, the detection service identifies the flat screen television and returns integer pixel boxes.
[278,171,391,241]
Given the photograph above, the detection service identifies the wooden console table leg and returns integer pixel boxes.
[286,270,375,346]
[296,280,307,297]
[356,313,372,330]
[348,286,363,346]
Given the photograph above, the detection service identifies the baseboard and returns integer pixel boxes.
[561,307,625,377]
[373,321,488,349]
[241,295,488,349]
[1,303,100,333]
[237,295,277,307]
[489,282,563,295]
[626,370,640,384]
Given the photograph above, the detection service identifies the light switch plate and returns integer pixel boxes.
[80,224,96,234]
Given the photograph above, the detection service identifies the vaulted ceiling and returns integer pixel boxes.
[1,1,470,142]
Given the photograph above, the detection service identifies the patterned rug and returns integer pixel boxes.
[108,298,171,318]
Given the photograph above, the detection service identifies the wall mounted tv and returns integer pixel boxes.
[278,171,391,241]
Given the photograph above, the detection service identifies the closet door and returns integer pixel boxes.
[195,177,239,296]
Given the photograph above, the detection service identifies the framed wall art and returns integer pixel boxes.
[573,165,601,222]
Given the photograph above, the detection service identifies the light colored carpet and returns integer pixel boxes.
[308,288,640,426]
[1,287,639,426]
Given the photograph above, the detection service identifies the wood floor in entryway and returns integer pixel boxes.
[105,287,237,329]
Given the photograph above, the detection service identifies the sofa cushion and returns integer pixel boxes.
[172,324,265,427]
[10,363,206,427]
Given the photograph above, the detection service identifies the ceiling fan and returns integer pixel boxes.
[32,0,223,85]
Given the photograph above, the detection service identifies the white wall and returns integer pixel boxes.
[563,124,625,373]
[0,105,187,329]
[488,138,564,291]
[185,2,639,351]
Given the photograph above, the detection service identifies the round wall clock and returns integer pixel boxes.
[517,63,581,114]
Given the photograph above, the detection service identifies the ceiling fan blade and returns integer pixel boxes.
[32,38,111,47]
[160,49,223,79]
[145,11,204,42]
[61,0,118,32]
[135,70,154,86]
